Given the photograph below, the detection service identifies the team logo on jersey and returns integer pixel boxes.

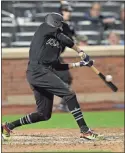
[46,38,60,48]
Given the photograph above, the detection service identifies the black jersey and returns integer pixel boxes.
[29,22,61,65]
[29,22,74,65]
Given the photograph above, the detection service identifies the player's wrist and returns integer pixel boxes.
[78,50,84,54]
[72,62,80,68]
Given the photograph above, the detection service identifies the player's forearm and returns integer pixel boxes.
[72,44,81,53]
[72,44,87,59]
[54,63,81,70]
[54,63,69,70]
[72,44,89,60]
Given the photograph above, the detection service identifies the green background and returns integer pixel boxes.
[2,111,124,129]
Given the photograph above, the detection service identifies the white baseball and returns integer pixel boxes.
[106,75,112,82]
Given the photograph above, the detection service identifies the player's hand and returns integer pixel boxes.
[78,51,90,61]
[80,60,94,67]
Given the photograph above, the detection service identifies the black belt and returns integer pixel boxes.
[29,61,53,69]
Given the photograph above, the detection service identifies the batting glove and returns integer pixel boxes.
[72,60,94,68]
[78,51,90,61]
[80,60,94,67]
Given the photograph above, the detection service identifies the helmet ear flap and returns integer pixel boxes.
[54,21,58,26]
[54,20,62,28]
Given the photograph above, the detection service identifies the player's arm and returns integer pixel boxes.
[56,33,89,60]
[56,32,93,66]
[54,60,93,70]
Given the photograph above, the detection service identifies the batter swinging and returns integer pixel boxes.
[2,13,103,141]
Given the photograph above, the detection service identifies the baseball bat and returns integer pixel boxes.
[90,65,118,92]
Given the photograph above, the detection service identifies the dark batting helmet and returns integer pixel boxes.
[45,12,63,29]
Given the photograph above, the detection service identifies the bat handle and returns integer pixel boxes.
[80,56,99,75]
[90,65,100,75]
[80,56,99,74]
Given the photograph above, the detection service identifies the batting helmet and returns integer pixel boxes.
[45,12,63,29]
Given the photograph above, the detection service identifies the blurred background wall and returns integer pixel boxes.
[1,0,124,111]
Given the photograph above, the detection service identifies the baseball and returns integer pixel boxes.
[106,75,112,82]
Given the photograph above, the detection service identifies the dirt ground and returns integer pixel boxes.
[2,128,124,152]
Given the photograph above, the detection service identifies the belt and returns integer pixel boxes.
[29,61,53,69]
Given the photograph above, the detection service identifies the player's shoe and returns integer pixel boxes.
[2,123,12,141]
[80,129,104,140]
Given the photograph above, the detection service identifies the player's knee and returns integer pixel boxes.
[68,88,76,97]
[44,114,51,121]
[64,90,76,102]
[37,111,52,121]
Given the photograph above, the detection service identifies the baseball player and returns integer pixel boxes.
[2,13,103,141]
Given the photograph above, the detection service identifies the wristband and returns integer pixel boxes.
[72,62,80,68]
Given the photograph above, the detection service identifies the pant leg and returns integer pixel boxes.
[54,57,73,85]
[53,69,72,85]
[30,85,54,121]
[7,85,54,130]
[8,68,88,131]
[53,69,72,106]
[27,69,75,101]
[53,57,72,106]
[26,69,88,130]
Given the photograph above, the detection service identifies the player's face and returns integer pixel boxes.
[62,10,71,21]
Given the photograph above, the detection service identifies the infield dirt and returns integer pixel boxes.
[2,128,124,152]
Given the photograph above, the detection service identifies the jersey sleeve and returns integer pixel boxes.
[44,23,74,48]
[56,32,74,48]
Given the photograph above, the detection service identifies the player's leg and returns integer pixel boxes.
[26,86,54,123]
[54,57,73,112]
[28,70,100,140]
[2,86,54,141]
[54,69,73,112]
[36,70,103,140]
